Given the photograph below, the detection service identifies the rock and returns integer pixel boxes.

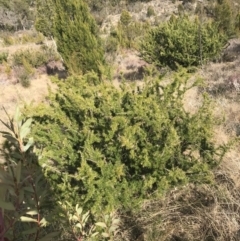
[222,39,240,62]
[46,61,68,79]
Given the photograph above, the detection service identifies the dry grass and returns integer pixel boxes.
[118,161,240,241]
[0,37,58,146]
[0,74,55,148]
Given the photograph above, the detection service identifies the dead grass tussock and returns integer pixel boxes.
[118,165,240,241]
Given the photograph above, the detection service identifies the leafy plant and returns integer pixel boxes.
[57,202,120,241]
[3,62,12,78]
[140,15,227,69]
[0,107,58,240]
[105,36,118,53]
[2,35,14,46]
[96,213,120,240]
[58,202,98,240]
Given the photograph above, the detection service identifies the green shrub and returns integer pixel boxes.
[3,61,12,77]
[147,6,155,17]
[35,0,55,37]
[2,35,14,46]
[53,0,104,76]
[0,52,8,63]
[16,58,35,88]
[111,21,150,49]
[25,70,228,213]
[12,49,48,67]
[19,31,45,44]
[12,46,59,68]
[105,36,119,53]
[214,0,235,37]
[18,68,31,88]
[0,108,120,241]
[140,15,227,69]
[1,31,45,46]
[120,10,132,26]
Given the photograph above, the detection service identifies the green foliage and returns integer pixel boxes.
[35,0,55,37]
[22,32,45,44]
[18,68,32,88]
[120,10,132,26]
[52,0,104,76]
[12,46,59,68]
[109,21,150,49]
[214,0,235,37]
[104,36,119,53]
[236,11,240,32]
[25,70,227,213]
[0,52,8,64]
[0,107,58,240]
[140,15,227,69]
[1,31,45,46]
[58,202,98,240]
[12,49,46,67]
[17,58,35,88]
[2,35,16,46]
[0,108,122,241]
[57,202,120,240]
[147,6,155,17]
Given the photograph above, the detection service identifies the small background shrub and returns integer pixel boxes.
[214,0,236,37]
[147,6,155,17]
[0,52,8,64]
[141,15,227,69]
[18,67,32,88]
[120,10,132,26]
[109,21,150,49]
[105,36,119,53]
[0,31,45,46]
[12,49,47,67]
[11,45,60,68]
[1,34,15,46]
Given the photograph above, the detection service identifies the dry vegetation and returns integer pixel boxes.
[132,170,240,241]
[0,33,58,155]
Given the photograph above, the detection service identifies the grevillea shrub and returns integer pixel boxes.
[25,70,228,212]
